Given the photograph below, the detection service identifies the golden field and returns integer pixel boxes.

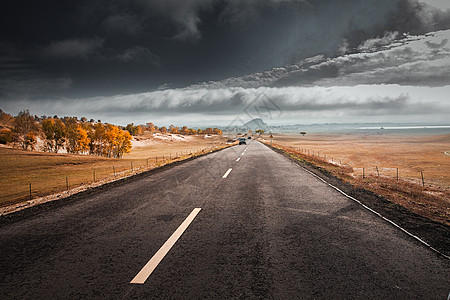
[263,132,450,225]
[269,133,450,187]
[0,133,228,209]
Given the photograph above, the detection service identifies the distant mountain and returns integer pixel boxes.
[222,118,271,132]
[242,118,270,131]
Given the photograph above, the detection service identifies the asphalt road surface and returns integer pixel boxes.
[1,141,449,299]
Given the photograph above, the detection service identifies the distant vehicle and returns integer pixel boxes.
[238,138,246,145]
[247,136,252,139]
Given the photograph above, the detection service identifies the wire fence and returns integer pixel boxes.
[284,145,429,188]
[2,145,233,210]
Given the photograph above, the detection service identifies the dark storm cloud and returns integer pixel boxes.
[197,29,450,88]
[115,46,162,67]
[42,38,105,59]
[0,0,450,103]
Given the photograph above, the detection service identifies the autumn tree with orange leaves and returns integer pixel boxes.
[66,122,90,154]
[42,118,66,153]
[12,110,39,150]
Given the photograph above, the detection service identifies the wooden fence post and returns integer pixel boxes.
[421,171,425,187]
[113,166,115,177]
[29,183,32,201]
[66,176,69,191]
[376,166,379,177]
[396,168,399,181]
[93,170,96,182]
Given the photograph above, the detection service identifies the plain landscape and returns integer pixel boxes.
[2,1,450,297]
[263,131,450,226]
[2,123,449,229]
[0,132,229,211]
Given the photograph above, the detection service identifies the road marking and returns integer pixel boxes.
[236,157,241,162]
[241,152,245,155]
[130,208,202,284]
[222,168,232,178]
[292,158,450,260]
[261,142,450,260]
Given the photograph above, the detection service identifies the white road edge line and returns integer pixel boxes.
[294,163,450,260]
[222,168,233,178]
[236,157,241,162]
[130,208,202,284]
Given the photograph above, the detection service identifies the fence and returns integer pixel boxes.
[2,145,228,209]
[286,145,428,188]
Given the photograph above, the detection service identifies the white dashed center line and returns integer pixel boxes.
[236,157,241,162]
[222,168,232,178]
[130,208,202,284]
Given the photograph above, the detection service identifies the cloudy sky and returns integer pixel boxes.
[1,0,450,126]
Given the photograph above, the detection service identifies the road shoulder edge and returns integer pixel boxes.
[0,144,236,225]
[261,141,450,259]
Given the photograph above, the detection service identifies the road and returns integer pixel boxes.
[1,141,449,299]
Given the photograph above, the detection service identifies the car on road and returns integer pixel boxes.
[238,138,246,145]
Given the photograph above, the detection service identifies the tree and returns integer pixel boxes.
[300,132,306,136]
[0,129,13,144]
[90,123,105,155]
[13,110,39,150]
[138,125,145,135]
[169,124,179,134]
[42,118,66,152]
[66,123,90,154]
[255,129,264,136]
[0,110,14,126]
[188,128,197,135]
[204,128,213,134]
[104,124,120,157]
[146,122,156,132]
[160,126,167,133]
[24,131,37,150]
[115,129,132,158]
[180,126,189,135]
[125,123,143,136]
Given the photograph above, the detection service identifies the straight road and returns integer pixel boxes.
[1,141,449,299]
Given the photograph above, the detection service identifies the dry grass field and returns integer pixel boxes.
[263,132,450,225]
[0,133,228,210]
[270,133,450,188]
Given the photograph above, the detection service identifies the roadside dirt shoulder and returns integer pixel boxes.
[266,143,450,258]
[0,144,235,223]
